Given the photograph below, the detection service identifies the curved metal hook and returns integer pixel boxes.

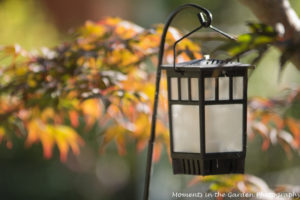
[171,7,239,73]
[157,4,213,68]
[173,25,204,73]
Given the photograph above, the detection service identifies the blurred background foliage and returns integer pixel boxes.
[0,0,300,200]
[0,0,61,49]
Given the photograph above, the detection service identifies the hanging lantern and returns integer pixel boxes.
[163,57,252,175]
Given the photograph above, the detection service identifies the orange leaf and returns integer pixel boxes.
[262,139,270,151]
[41,108,55,122]
[271,114,284,130]
[133,114,150,137]
[52,125,84,162]
[102,125,125,145]
[137,140,147,152]
[81,21,106,37]
[26,120,84,161]
[116,134,126,155]
[40,125,55,159]
[99,17,121,26]
[81,99,102,118]
[188,176,204,187]
[156,120,169,138]
[286,118,300,147]
[0,127,5,143]
[80,99,102,129]
[153,142,162,163]
[26,120,49,147]
[261,113,271,125]
[69,110,79,127]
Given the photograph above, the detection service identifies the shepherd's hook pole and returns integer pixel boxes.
[143,4,212,200]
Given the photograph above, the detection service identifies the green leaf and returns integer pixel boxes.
[247,22,276,36]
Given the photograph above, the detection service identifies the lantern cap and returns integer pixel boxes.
[161,58,254,71]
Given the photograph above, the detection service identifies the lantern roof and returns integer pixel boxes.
[161,58,254,71]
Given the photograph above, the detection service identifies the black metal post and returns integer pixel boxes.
[143,4,212,200]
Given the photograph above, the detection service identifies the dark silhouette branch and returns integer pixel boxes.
[239,0,300,69]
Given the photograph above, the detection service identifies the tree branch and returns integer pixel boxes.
[238,0,300,68]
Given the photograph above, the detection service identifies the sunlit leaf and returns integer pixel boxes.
[26,119,84,161]
[51,125,84,162]
[0,126,5,143]
[69,110,79,127]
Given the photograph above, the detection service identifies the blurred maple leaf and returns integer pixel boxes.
[248,87,300,157]
[188,174,286,200]
[0,17,201,161]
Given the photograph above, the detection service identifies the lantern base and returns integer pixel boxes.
[172,158,244,175]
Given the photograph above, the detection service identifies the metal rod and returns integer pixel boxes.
[173,25,203,72]
[209,25,236,40]
[143,4,212,200]
[209,25,240,62]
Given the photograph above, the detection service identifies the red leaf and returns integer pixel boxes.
[217,196,224,200]
[136,140,147,152]
[153,142,162,163]
[262,139,270,151]
[69,111,79,127]
[6,141,13,149]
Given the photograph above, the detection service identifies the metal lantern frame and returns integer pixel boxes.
[143,4,254,200]
[163,60,250,175]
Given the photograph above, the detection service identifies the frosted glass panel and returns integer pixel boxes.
[191,78,199,101]
[205,104,243,153]
[172,105,201,153]
[171,78,178,100]
[233,77,244,99]
[181,78,189,100]
[219,77,229,100]
[205,78,215,100]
